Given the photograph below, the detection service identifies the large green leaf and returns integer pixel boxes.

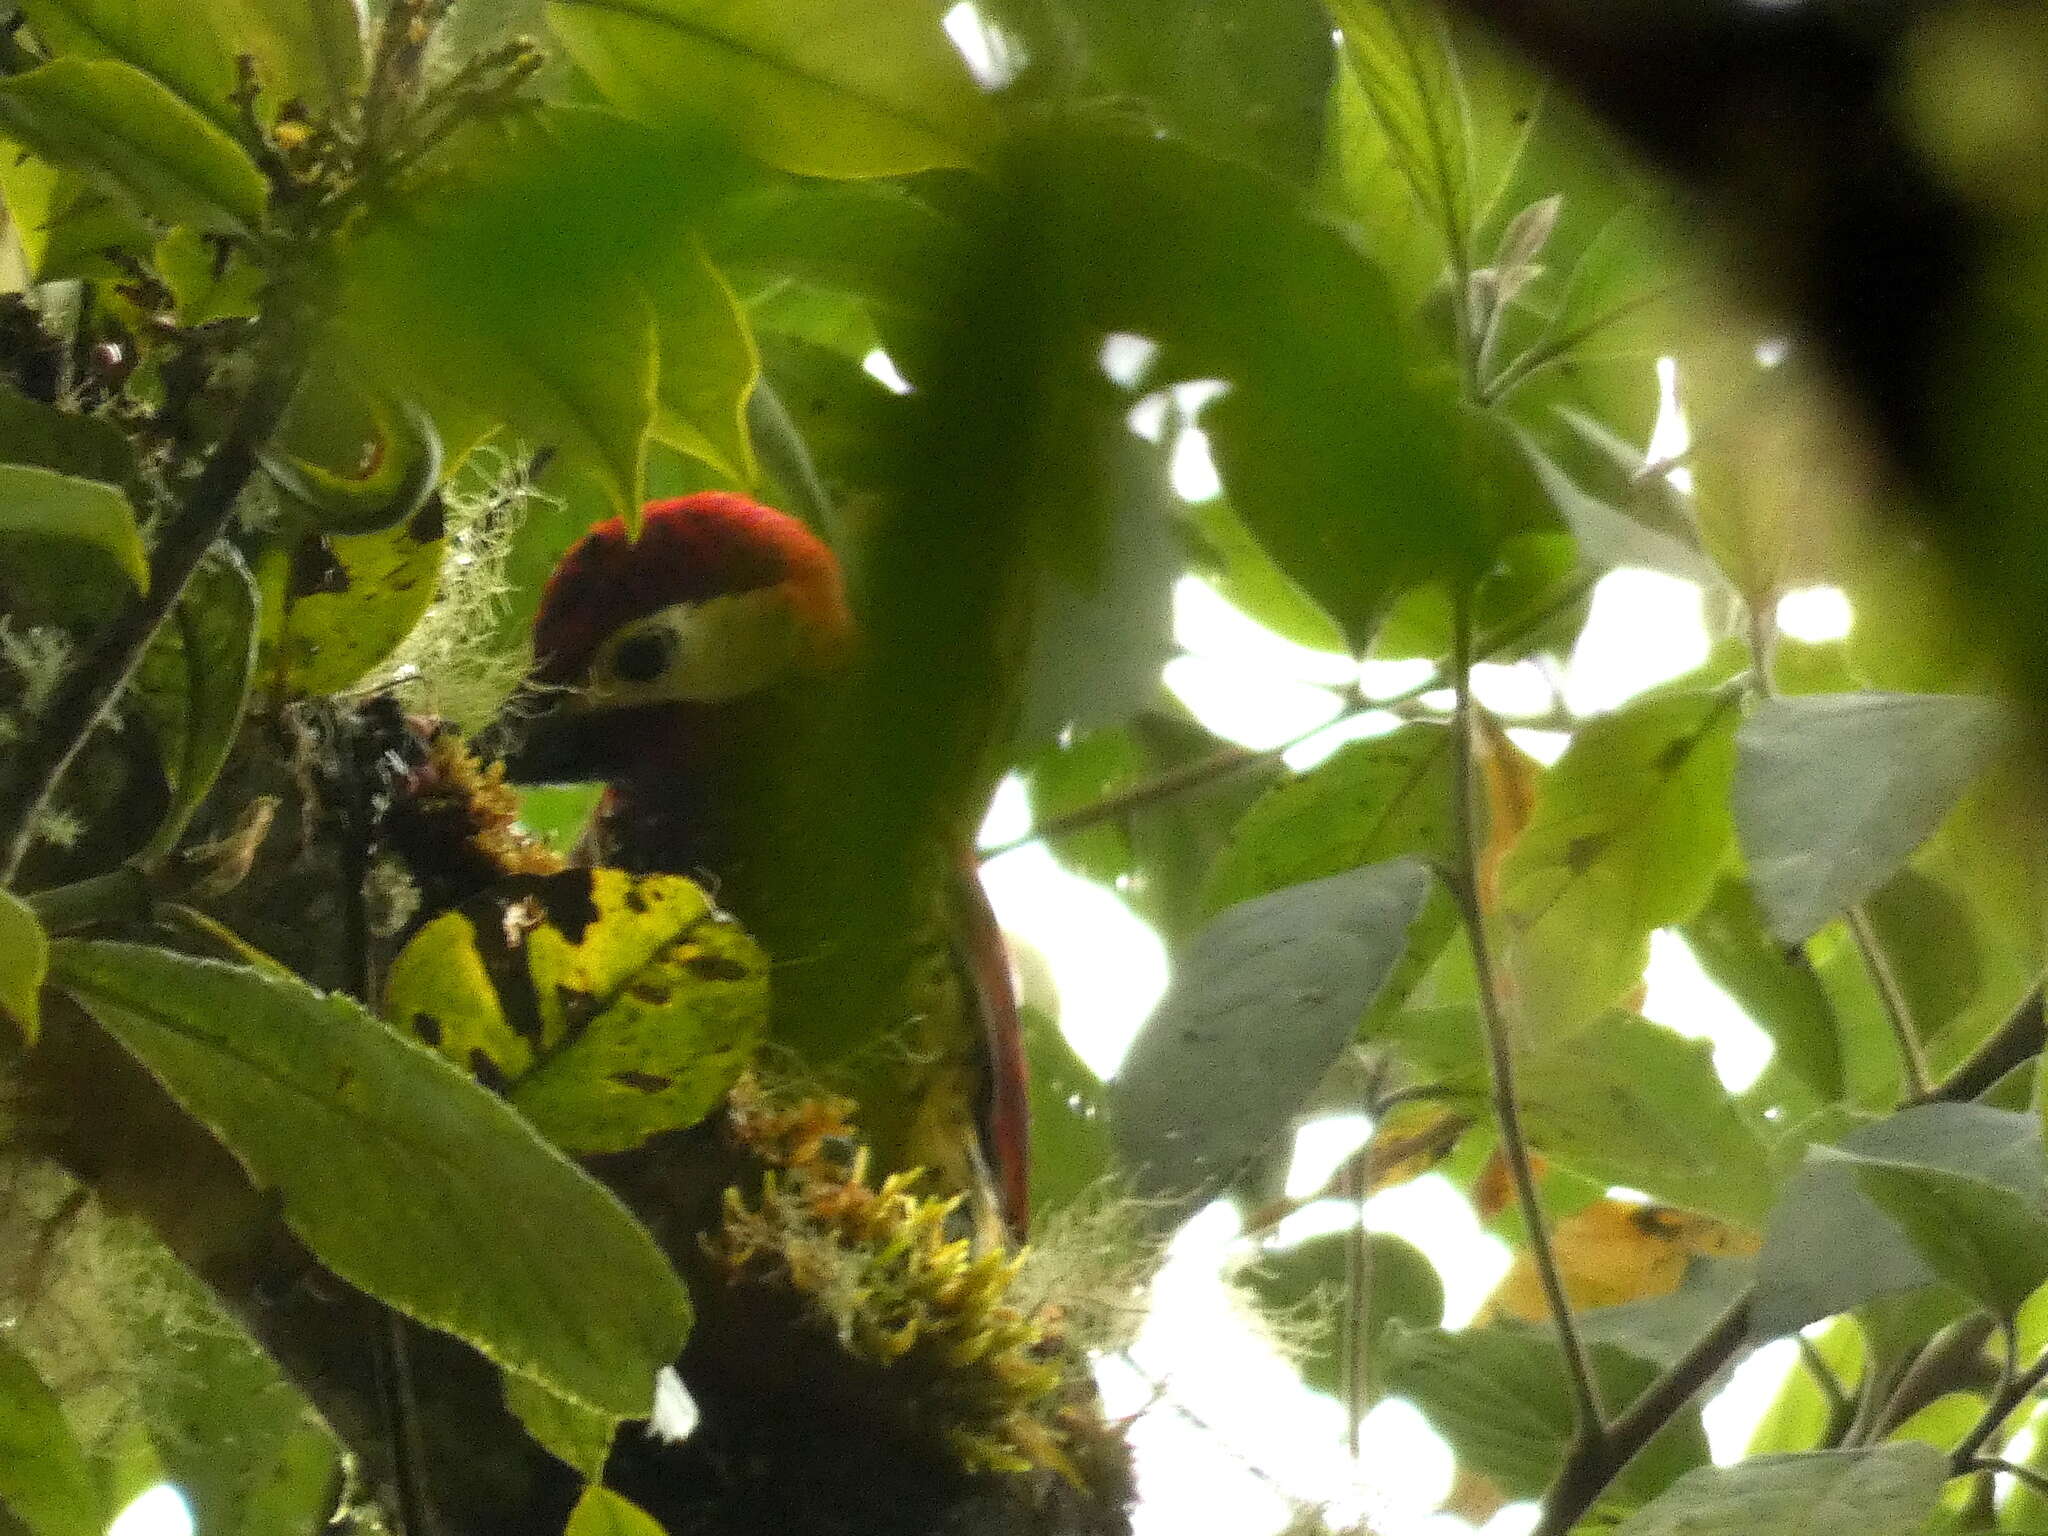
[1734,692,2013,944]
[1201,724,1459,1029]
[0,888,47,1049]
[1110,857,1432,1216]
[0,1335,103,1536]
[648,239,758,485]
[505,1373,617,1480]
[0,384,143,494]
[546,0,999,177]
[335,107,745,519]
[1183,494,1347,654]
[1842,1151,2048,1320]
[0,60,266,236]
[1498,689,1741,1040]
[1608,1444,1946,1536]
[131,547,259,859]
[132,1252,338,1536]
[1380,1319,1708,1506]
[1202,725,1456,912]
[1013,389,1182,744]
[19,0,364,124]
[1516,1013,1777,1226]
[1025,0,1332,181]
[382,869,768,1155]
[1752,1103,2041,1337]
[0,462,146,592]
[1683,877,1844,1103]
[51,940,694,1417]
[1017,126,1489,649]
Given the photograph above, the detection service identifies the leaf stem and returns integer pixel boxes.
[1795,1333,1855,1442]
[1447,588,1607,1446]
[1951,1347,2048,1472]
[1912,984,2045,1106]
[1846,903,1932,1098]
[1967,1457,2048,1499]
[0,315,309,886]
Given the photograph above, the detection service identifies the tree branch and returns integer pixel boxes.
[0,315,309,885]
[1448,590,1607,1447]
[1846,903,1931,1098]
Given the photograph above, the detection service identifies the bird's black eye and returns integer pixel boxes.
[609,628,676,684]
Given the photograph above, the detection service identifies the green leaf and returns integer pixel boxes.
[335,107,741,519]
[131,546,259,859]
[256,508,446,697]
[1028,0,1332,181]
[1017,126,1488,649]
[383,869,768,1155]
[1183,495,1347,655]
[1380,1319,1708,1505]
[51,940,694,1417]
[1682,877,1844,1102]
[154,225,266,325]
[564,1485,667,1536]
[0,888,47,1049]
[1202,724,1459,1028]
[649,241,758,485]
[1202,725,1456,912]
[0,461,146,591]
[1841,1152,2048,1319]
[547,0,996,177]
[0,60,266,236]
[1240,1230,1443,1398]
[0,383,143,493]
[131,1252,339,1536]
[505,1373,617,1479]
[261,359,443,536]
[1734,692,2013,944]
[1516,1013,1778,1226]
[0,1334,103,1536]
[1021,1003,1114,1226]
[1607,1444,1947,1536]
[1110,858,1432,1216]
[19,0,364,124]
[1519,428,1715,583]
[1499,689,1741,1039]
[1752,1103,2041,1337]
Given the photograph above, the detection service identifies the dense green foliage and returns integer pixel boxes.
[1,1,2046,1534]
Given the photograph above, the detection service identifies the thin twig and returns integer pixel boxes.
[979,576,1597,861]
[1912,984,2045,1106]
[1847,903,1932,1098]
[0,316,308,884]
[1448,589,1607,1445]
[1968,1457,2048,1500]
[1794,1333,1854,1439]
[1951,1348,2048,1471]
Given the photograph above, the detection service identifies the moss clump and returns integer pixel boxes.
[711,1079,1075,1478]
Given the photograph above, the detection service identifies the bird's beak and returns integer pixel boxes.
[476,682,602,786]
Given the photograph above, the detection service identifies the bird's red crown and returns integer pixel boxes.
[530,493,852,686]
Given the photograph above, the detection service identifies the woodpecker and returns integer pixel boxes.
[496,493,1029,1237]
